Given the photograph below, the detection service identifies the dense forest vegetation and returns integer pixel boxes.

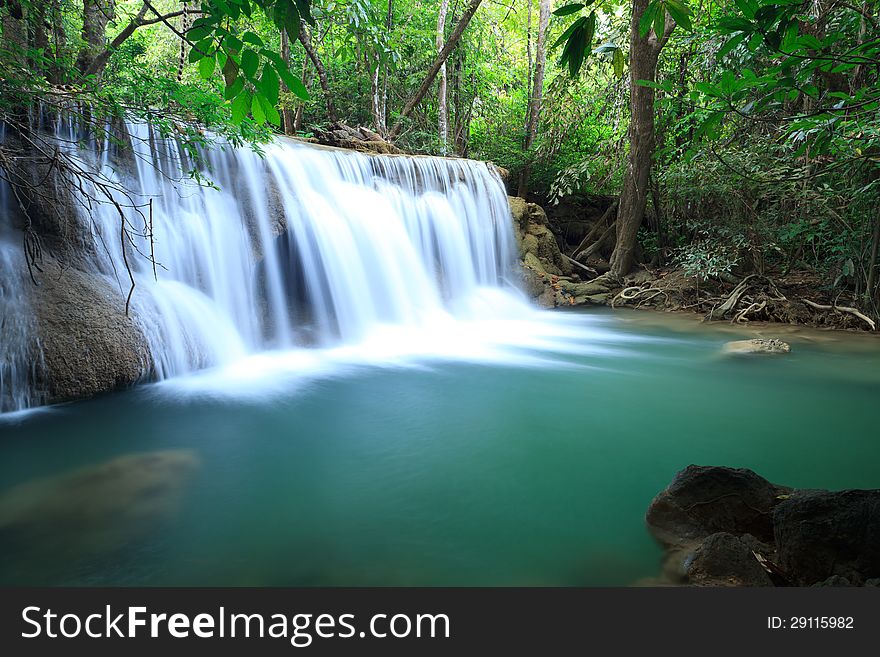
[2,0,879,323]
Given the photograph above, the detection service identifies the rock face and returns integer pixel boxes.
[509,196,617,308]
[646,465,880,587]
[722,338,791,356]
[647,465,791,546]
[773,489,880,586]
[30,258,152,404]
[509,197,570,277]
[686,532,774,587]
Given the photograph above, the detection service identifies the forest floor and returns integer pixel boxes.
[597,266,878,333]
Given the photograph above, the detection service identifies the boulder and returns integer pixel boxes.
[31,259,153,404]
[722,338,791,356]
[646,465,792,546]
[773,489,880,585]
[309,122,402,154]
[685,532,774,587]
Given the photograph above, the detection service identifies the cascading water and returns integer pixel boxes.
[0,118,525,411]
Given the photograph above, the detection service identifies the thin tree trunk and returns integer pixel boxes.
[48,0,67,83]
[525,0,532,129]
[299,26,338,123]
[380,0,393,133]
[517,0,549,197]
[280,28,296,135]
[370,54,382,131]
[293,63,313,132]
[609,3,673,279]
[1,1,28,71]
[389,0,483,139]
[76,0,116,75]
[437,0,450,151]
[867,212,880,305]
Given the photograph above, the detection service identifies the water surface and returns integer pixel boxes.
[1,308,878,586]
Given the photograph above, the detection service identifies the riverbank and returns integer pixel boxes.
[510,197,879,334]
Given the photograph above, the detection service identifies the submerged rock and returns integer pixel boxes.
[646,465,791,546]
[722,338,791,356]
[0,450,200,558]
[773,489,880,586]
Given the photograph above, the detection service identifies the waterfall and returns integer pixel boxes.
[0,119,523,411]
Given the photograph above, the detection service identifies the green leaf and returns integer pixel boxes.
[251,93,266,124]
[612,48,625,79]
[258,94,281,127]
[665,0,692,31]
[186,25,213,42]
[638,2,660,38]
[242,31,265,47]
[241,49,259,79]
[653,5,666,39]
[278,0,302,41]
[733,0,758,20]
[717,32,747,59]
[198,55,215,79]
[294,0,315,25]
[224,77,245,101]
[552,16,587,49]
[223,35,243,52]
[231,89,251,124]
[276,64,310,100]
[553,3,586,16]
[260,65,280,105]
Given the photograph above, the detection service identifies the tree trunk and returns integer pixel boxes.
[436,0,450,150]
[2,1,28,71]
[280,28,296,135]
[517,0,549,197]
[299,26,338,123]
[525,0,532,117]
[380,0,393,132]
[293,62,313,132]
[867,211,880,305]
[48,0,67,83]
[609,2,673,279]
[76,0,116,75]
[389,0,482,139]
[370,54,383,132]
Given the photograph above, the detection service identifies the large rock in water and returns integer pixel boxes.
[30,259,152,404]
[646,465,791,546]
[647,466,880,586]
[722,338,791,356]
[773,489,880,585]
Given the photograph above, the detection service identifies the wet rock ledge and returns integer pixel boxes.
[646,465,880,587]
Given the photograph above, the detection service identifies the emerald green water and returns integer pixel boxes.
[1,309,878,586]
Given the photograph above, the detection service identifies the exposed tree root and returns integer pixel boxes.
[802,299,876,331]
[734,300,766,323]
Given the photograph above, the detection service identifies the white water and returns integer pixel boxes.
[1,119,535,411]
